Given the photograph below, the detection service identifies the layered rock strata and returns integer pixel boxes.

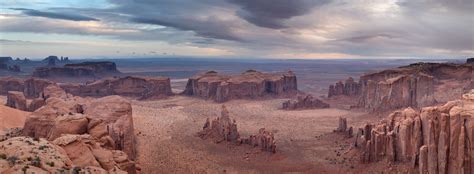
[198,105,277,153]
[355,90,474,174]
[184,70,297,102]
[0,77,53,98]
[60,76,172,100]
[15,85,137,172]
[328,61,473,111]
[33,61,119,78]
[282,95,329,110]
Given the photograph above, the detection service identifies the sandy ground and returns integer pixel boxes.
[131,95,386,173]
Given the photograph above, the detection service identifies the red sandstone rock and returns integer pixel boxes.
[28,98,46,112]
[61,76,172,100]
[23,78,54,98]
[356,90,473,173]
[6,91,27,111]
[334,117,353,138]
[328,77,361,98]
[330,62,472,112]
[198,105,277,153]
[184,70,297,102]
[0,77,24,95]
[282,95,329,110]
[33,61,120,78]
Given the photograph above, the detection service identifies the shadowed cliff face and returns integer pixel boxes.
[183,70,297,102]
[32,61,121,78]
[328,61,473,112]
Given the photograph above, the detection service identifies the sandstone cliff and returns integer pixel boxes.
[60,76,173,100]
[355,90,474,174]
[328,61,473,111]
[184,70,297,102]
[0,77,53,98]
[328,77,361,98]
[33,61,120,78]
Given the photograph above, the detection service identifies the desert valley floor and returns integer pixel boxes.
[129,96,380,173]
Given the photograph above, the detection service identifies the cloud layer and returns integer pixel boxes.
[0,0,472,58]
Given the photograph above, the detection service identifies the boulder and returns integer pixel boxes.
[184,70,297,102]
[282,95,329,110]
[6,91,27,111]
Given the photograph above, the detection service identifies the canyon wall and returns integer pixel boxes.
[184,70,297,102]
[355,90,473,174]
[60,76,173,100]
[328,61,473,111]
[33,61,120,78]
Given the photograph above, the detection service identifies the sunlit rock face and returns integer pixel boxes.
[356,90,474,174]
[184,70,297,102]
[329,62,473,112]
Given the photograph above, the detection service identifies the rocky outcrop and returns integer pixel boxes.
[334,117,353,138]
[356,90,473,174]
[328,77,361,98]
[358,74,437,112]
[6,91,27,111]
[61,76,172,100]
[0,77,24,95]
[184,70,297,102]
[282,95,329,110]
[20,85,137,172]
[23,78,54,98]
[328,62,472,112]
[33,61,120,78]
[468,58,474,64]
[0,136,130,173]
[198,105,277,153]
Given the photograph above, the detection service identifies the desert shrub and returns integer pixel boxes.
[7,155,19,165]
[0,153,6,159]
[31,156,41,167]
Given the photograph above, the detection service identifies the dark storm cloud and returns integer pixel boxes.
[11,8,99,21]
[228,0,330,29]
[130,16,242,41]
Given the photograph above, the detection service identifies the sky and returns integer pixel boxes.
[0,0,473,59]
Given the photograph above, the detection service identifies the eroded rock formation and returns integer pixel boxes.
[33,61,120,78]
[358,73,437,112]
[15,85,137,172]
[184,70,297,102]
[355,90,474,174]
[282,95,329,110]
[328,77,361,98]
[61,76,172,100]
[198,105,277,153]
[328,61,473,111]
[334,117,353,138]
[6,91,27,111]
